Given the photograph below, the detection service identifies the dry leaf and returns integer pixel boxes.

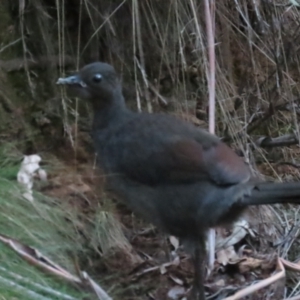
[238,257,264,273]
[216,219,249,250]
[217,246,239,266]
[167,286,186,299]
[169,274,184,285]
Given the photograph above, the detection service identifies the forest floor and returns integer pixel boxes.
[31,138,300,300]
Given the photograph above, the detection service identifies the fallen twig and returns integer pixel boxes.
[223,257,285,300]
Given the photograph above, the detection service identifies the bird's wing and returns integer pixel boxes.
[112,128,251,186]
[158,137,250,185]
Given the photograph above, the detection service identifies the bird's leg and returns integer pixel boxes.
[190,238,206,300]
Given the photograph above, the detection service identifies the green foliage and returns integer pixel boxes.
[0,144,90,299]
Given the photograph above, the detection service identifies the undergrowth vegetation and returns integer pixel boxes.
[0,144,90,299]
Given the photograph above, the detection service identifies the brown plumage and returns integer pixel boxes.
[57,62,300,300]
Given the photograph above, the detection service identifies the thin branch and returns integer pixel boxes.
[255,133,299,148]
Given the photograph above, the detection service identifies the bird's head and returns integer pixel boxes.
[57,62,122,106]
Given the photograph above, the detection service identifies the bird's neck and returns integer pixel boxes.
[92,91,131,131]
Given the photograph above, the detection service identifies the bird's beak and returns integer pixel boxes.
[56,75,87,88]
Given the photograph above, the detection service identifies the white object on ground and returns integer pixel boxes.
[17,155,47,202]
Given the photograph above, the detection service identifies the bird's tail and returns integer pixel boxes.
[243,182,300,206]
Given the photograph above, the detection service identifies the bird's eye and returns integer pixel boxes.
[93,74,102,83]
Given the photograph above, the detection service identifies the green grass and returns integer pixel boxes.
[0,144,91,299]
[0,243,89,300]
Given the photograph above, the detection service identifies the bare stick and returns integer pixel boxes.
[204,0,216,274]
